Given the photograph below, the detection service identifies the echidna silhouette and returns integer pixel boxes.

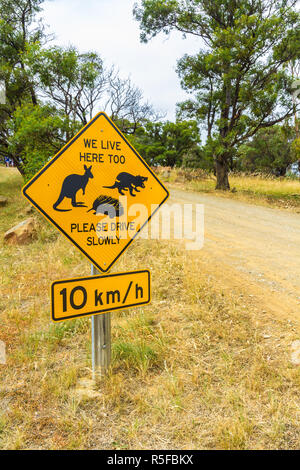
[53,165,93,212]
[88,195,124,218]
[103,172,148,196]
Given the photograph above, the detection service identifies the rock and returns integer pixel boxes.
[4,218,37,245]
[291,340,300,365]
[0,196,8,207]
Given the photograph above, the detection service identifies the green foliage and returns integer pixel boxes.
[134,0,300,188]
[0,1,158,176]
[26,45,106,126]
[128,119,202,167]
[0,0,45,171]
[8,103,80,180]
[238,125,297,175]
[292,137,300,161]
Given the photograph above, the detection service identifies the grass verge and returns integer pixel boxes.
[154,167,300,211]
[1,167,300,449]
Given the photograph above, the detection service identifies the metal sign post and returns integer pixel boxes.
[50,266,150,378]
[91,264,111,379]
[22,111,167,381]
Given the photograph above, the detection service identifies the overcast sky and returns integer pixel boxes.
[41,0,201,120]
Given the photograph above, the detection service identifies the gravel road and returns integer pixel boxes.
[169,187,300,320]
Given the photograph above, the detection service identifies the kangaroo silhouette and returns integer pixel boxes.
[103,172,148,197]
[53,165,94,212]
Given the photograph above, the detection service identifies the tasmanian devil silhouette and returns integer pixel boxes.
[103,172,148,197]
[53,165,94,212]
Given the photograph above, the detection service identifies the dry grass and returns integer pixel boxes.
[1,166,300,449]
[154,167,300,211]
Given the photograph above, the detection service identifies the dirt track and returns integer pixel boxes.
[170,187,300,322]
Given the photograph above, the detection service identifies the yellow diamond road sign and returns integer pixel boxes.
[22,112,169,272]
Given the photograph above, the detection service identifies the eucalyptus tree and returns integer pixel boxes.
[0,0,47,169]
[0,0,158,177]
[134,0,300,189]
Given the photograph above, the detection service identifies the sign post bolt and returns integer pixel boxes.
[91,265,111,380]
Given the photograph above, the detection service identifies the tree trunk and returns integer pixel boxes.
[215,158,230,190]
[11,155,25,175]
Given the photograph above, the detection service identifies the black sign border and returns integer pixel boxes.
[22,112,169,272]
[51,269,151,322]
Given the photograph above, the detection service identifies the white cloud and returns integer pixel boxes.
[42,0,201,120]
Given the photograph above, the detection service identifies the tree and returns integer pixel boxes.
[27,45,109,130]
[238,125,296,176]
[129,119,202,166]
[290,60,300,139]
[27,44,160,135]
[0,0,47,171]
[134,0,300,189]
[8,103,79,179]
[289,60,300,167]
[105,74,160,135]
[0,0,159,176]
